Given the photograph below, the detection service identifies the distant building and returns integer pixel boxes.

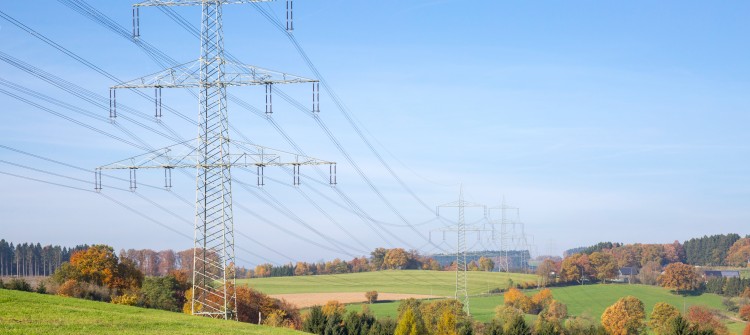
[617,267,639,284]
[703,270,741,279]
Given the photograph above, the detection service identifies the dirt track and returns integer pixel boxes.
[269,292,444,308]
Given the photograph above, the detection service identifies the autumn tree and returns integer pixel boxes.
[435,309,457,335]
[365,291,378,304]
[589,252,618,283]
[478,257,495,272]
[686,305,728,335]
[395,308,426,335]
[69,245,119,287]
[384,248,409,270]
[536,259,559,286]
[744,322,750,335]
[559,253,592,284]
[659,262,700,293]
[540,300,567,323]
[504,287,534,314]
[638,261,662,285]
[738,304,750,322]
[295,262,311,276]
[648,302,680,335]
[726,238,750,267]
[601,296,646,335]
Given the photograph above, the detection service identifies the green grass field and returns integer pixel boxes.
[0,289,301,335]
[238,270,538,296]
[345,284,747,332]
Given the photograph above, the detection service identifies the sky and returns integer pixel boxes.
[0,1,748,265]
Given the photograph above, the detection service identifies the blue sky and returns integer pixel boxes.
[0,1,748,264]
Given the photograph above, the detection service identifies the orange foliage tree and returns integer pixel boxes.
[744,322,750,335]
[739,304,750,322]
[560,253,592,283]
[658,262,700,293]
[589,252,619,283]
[69,245,118,287]
[601,296,646,335]
[726,238,750,267]
[686,306,728,335]
[504,287,533,313]
[383,248,409,269]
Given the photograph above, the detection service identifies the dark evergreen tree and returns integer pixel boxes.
[505,316,530,335]
[302,306,327,335]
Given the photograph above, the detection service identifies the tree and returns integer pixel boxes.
[535,259,558,286]
[384,248,409,270]
[505,315,530,335]
[740,305,750,321]
[302,306,327,335]
[322,300,346,318]
[478,257,495,272]
[726,238,750,267]
[601,296,646,335]
[659,262,700,293]
[503,288,534,313]
[540,300,567,322]
[648,302,680,335]
[744,322,750,335]
[639,261,662,285]
[559,253,591,283]
[395,308,425,335]
[69,245,119,287]
[370,248,388,270]
[435,309,457,335]
[365,291,378,304]
[686,305,728,335]
[530,289,553,314]
[141,276,180,311]
[589,252,618,283]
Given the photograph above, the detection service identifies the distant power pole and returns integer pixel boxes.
[96,0,334,320]
[436,186,485,316]
[488,198,518,272]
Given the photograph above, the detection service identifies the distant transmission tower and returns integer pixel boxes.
[96,0,334,320]
[488,198,518,272]
[436,186,485,316]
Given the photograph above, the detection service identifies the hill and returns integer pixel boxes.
[0,289,302,335]
[238,270,538,296]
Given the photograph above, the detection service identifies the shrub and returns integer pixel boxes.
[739,304,750,322]
[57,279,83,298]
[111,293,138,306]
[7,278,32,292]
[35,281,47,294]
[365,290,378,304]
[744,322,750,335]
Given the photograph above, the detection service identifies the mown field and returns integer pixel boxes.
[238,270,538,296]
[345,284,747,333]
[0,289,301,335]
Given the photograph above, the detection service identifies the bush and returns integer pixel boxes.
[35,281,47,294]
[488,287,504,294]
[111,293,138,306]
[140,276,179,311]
[365,291,378,304]
[7,278,32,292]
[56,279,109,302]
[740,304,750,322]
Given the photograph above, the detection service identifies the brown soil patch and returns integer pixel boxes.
[270,292,444,308]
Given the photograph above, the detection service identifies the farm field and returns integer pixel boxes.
[238,270,538,297]
[345,284,746,332]
[0,289,301,335]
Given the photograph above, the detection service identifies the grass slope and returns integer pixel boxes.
[0,289,302,335]
[347,284,742,326]
[238,270,538,296]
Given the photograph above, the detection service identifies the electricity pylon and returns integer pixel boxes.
[488,198,518,272]
[96,0,333,320]
[436,186,485,316]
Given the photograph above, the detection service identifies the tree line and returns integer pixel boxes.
[0,239,88,277]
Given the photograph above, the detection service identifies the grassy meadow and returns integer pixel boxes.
[238,270,538,296]
[344,284,747,332]
[0,289,301,335]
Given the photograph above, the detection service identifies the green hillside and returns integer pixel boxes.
[346,284,746,331]
[0,289,302,335]
[238,270,538,296]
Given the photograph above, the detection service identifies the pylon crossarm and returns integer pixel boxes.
[134,0,273,7]
[111,60,316,89]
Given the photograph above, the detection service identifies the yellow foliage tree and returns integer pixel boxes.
[322,300,346,317]
[395,308,425,335]
[601,296,645,335]
[648,302,680,335]
[726,238,750,267]
[435,309,457,335]
[531,288,553,311]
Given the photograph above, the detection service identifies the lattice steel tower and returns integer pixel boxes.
[436,186,485,315]
[97,0,333,320]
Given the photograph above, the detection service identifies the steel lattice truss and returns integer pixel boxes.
[98,0,331,320]
[436,186,485,316]
[112,60,315,89]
